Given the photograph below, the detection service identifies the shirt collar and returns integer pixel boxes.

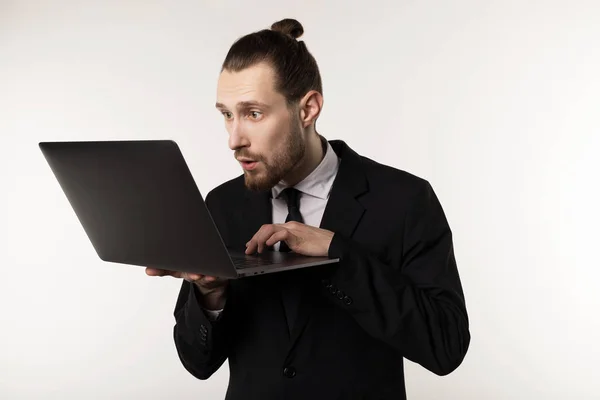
[271,139,340,201]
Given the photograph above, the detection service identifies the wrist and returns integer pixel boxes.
[195,282,228,310]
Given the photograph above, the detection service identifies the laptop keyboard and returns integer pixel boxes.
[231,254,280,269]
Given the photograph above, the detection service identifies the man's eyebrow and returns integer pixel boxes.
[215,101,270,110]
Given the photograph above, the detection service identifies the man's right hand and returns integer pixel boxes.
[145,267,229,309]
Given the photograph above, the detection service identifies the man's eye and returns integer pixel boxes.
[249,111,262,119]
[223,112,233,120]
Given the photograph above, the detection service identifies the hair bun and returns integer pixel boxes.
[271,18,304,39]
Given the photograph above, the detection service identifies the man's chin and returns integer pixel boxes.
[244,173,279,192]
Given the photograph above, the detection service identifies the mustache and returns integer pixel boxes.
[235,149,264,161]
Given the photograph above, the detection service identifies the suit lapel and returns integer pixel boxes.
[285,140,369,348]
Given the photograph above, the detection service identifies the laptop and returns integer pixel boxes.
[38,139,340,279]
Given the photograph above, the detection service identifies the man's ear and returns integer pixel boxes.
[299,90,323,128]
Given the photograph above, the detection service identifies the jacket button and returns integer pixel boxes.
[336,290,345,300]
[329,285,337,294]
[343,296,353,305]
[283,366,296,378]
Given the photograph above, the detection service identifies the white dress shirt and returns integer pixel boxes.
[270,140,340,247]
[203,139,340,320]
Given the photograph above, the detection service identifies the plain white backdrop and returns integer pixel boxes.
[1,0,599,399]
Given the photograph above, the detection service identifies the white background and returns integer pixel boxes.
[1,0,599,399]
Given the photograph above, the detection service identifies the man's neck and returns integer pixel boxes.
[281,133,325,187]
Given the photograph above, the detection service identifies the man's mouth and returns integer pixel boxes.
[239,160,258,170]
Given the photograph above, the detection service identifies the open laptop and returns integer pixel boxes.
[38,140,339,279]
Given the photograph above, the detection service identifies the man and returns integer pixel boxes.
[147,18,470,400]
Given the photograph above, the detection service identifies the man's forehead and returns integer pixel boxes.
[216,64,279,107]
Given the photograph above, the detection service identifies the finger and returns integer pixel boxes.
[182,272,203,282]
[199,276,222,288]
[146,268,188,279]
[245,238,257,254]
[246,224,277,254]
[255,229,272,254]
[283,221,302,228]
[245,227,264,254]
[245,237,258,254]
[265,230,290,248]
[198,277,226,290]
[146,268,169,276]
[257,225,285,253]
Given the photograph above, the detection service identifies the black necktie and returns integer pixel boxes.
[277,187,303,334]
[278,187,303,252]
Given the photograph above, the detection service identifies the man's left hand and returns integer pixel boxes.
[245,221,334,257]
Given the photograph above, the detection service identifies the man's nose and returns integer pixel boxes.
[228,121,249,150]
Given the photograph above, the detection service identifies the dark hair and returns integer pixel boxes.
[221,18,323,105]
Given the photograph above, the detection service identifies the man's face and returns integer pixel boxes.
[216,63,306,192]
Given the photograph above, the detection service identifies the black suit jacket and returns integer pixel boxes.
[173,140,470,400]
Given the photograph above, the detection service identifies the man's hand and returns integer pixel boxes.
[145,268,222,289]
[245,221,334,257]
[145,268,228,309]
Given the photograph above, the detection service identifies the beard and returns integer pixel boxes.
[238,121,305,192]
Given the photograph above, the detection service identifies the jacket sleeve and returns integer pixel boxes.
[323,181,470,376]
[173,280,229,380]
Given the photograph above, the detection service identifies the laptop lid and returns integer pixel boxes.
[39,140,240,278]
